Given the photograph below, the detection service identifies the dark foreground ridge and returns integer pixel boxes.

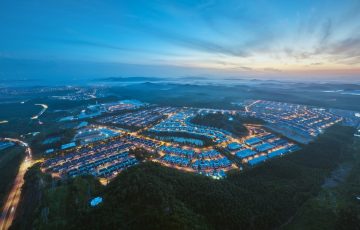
[11,125,357,230]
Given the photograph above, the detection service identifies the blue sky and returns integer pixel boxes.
[0,0,359,80]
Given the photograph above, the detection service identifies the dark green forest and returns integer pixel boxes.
[191,112,263,137]
[0,146,24,209]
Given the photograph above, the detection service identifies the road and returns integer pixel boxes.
[0,138,33,230]
[244,100,260,113]
[31,104,48,120]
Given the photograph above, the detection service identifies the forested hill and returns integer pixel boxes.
[11,125,357,230]
[190,113,263,137]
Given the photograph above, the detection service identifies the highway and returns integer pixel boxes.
[0,138,33,230]
[31,104,48,120]
[244,100,260,113]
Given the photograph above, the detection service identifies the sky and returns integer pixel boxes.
[0,0,360,81]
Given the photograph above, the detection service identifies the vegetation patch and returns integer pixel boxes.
[190,113,263,137]
[0,146,24,208]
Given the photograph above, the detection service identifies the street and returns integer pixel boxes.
[0,138,33,230]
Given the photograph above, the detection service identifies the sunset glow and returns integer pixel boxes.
[0,0,359,80]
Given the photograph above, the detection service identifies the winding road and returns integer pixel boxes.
[0,138,33,230]
[31,104,48,120]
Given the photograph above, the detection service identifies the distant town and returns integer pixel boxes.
[22,97,357,184]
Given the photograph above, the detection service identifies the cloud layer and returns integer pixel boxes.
[0,0,359,78]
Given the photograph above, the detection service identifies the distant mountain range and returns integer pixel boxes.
[96,77,167,82]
